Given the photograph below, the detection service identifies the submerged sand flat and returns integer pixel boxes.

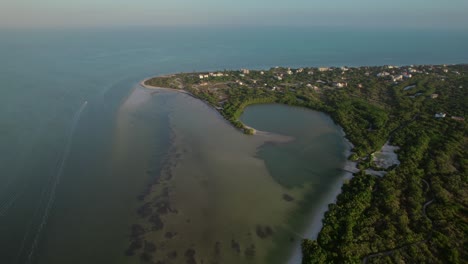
[116,87,349,264]
[128,90,306,264]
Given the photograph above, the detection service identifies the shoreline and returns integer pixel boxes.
[139,78,194,96]
[287,131,357,263]
[140,77,283,137]
[139,75,360,263]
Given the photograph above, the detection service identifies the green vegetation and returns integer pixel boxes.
[145,64,467,263]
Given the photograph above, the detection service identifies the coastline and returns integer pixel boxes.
[140,78,193,96]
[140,75,359,263]
[287,129,357,264]
[140,77,284,138]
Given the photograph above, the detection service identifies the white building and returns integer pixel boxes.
[377,72,390,77]
[333,82,347,88]
[393,75,404,82]
[402,72,412,78]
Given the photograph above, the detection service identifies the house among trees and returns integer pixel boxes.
[333,82,348,88]
[392,75,404,82]
[377,71,390,77]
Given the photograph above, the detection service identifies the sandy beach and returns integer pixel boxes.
[140,78,193,95]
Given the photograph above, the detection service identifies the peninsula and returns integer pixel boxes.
[143,64,467,263]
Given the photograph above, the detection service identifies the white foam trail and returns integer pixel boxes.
[15,160,59,264]
[25,101,88,263]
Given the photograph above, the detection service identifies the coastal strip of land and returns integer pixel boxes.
[140,78,281,137]
[139,64,467,263]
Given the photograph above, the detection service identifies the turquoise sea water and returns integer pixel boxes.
[0,27,467,263]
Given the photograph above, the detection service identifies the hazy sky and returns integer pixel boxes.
[2,0,468,29]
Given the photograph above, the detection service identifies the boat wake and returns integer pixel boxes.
[17,101,88,264]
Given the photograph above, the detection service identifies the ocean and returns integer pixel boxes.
[0,26,467,264]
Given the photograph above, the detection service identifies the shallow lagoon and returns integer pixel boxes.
[119,89,350,264]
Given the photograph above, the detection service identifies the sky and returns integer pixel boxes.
[1,0,468,29]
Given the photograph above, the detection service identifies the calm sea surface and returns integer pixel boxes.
[0,27,467,264]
